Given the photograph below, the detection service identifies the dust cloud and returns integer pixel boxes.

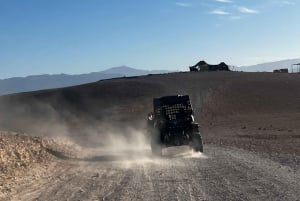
[73,129,208,169]
[0,99,208,168]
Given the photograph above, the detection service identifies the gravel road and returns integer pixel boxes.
[5,145,300,201]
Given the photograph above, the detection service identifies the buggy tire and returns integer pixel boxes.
[191,133,203,152]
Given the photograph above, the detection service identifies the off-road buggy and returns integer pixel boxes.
[147,95,203,156]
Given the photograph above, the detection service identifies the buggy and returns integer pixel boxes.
[147,95,203,156]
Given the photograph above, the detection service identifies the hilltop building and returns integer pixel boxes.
[189,60,230,72]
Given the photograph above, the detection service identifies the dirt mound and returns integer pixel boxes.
[0,131,77,195]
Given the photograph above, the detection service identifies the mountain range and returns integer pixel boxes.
[1,58,299,95]
[237,58,300,72]
[0,66,169,95]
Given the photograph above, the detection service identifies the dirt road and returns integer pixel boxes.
[5,144,299,201]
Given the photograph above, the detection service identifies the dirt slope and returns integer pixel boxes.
[0,131,77,198]
[0,71,299,162]
[0,72,299,153]
[0,72,299,135]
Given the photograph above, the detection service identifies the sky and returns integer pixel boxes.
[0,0,299,78]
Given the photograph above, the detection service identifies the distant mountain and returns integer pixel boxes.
[0,66,170,95]
[101,66,169,77]
[237,58,300,72]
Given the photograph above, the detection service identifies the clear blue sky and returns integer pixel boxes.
[0,0,299,78]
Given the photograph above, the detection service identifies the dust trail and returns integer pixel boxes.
[163,146,208,159]
[68,128,208,169]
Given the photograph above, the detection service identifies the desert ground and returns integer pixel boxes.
[0,71,299,201]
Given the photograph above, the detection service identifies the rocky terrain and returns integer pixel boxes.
[0,71,299,200]
[0,131,78,199]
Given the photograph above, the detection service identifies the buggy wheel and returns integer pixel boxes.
[191,133,203,152]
